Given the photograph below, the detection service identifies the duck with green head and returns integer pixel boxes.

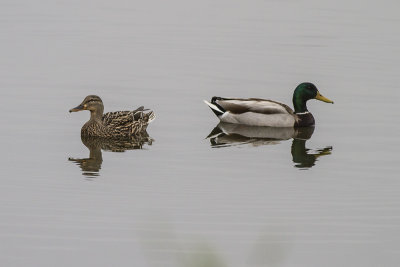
[204,82,333,127]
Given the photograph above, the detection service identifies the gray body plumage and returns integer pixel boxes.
[204,98,297,127]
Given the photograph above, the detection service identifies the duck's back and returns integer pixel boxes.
[102,111,134,128]
[211,97,296,127]
[215,98,294,115]
[102,109,155,136]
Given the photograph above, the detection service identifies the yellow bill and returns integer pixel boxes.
[315,91,334,104]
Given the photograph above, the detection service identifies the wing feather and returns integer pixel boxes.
[102,111,134,127]
[216,98,294,115]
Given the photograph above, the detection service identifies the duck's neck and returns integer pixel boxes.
[293,95,308,114]
[89,107,104,121]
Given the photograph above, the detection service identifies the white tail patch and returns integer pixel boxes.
[148,112,156,123]
[203,100,224,114]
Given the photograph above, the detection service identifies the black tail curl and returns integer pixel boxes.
[209,96,226,116]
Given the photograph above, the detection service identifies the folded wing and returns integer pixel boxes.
[215,98,294,115]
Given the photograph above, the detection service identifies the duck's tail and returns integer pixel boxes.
[203,99,224,117]
[133,107,155,123]
[147,111,156,123]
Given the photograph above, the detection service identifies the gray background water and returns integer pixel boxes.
[1,0,399,266]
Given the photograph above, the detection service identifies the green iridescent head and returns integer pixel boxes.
[292,82,333,113]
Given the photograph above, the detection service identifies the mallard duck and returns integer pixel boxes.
[204,82,333,127]
[69,95,155,137]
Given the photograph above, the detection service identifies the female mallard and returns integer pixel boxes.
[69,95,155,137]
[204,82,333,127]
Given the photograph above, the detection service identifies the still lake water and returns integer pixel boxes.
[1,0,399,266]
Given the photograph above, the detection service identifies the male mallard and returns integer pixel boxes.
[204,82,333,127]
[69,95,155,137]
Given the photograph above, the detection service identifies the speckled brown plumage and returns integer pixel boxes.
[70,95,155,137]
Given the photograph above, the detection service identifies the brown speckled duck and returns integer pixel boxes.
[69,95,155,137]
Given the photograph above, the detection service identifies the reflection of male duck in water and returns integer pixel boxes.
[291,138,332,169]
[207,123,332,169]
[69,133,153,177]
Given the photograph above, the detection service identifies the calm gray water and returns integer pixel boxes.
[1,0,399,266]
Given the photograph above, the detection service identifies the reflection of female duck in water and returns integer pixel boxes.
[69,133,153,177]
[207,123,332,169]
